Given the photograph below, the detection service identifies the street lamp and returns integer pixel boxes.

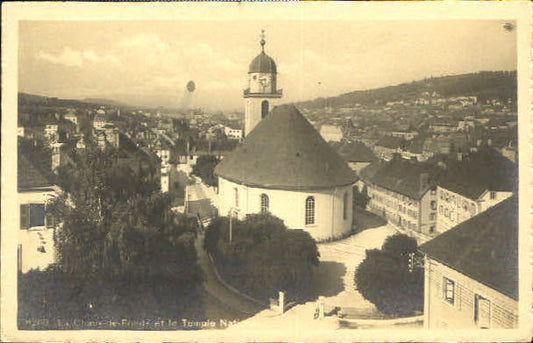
[228,207,238,244]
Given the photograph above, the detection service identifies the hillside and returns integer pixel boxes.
[18,92,129,108]
[293,71,516,109]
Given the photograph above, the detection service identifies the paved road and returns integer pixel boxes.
[225,224,409,333]
[194,233,267,320]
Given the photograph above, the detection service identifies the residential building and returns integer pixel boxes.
[419,197,518,329]
[373,135,406,161]
[360,155,439,239]
[330,140,378,175]
[435,148,516,233]
[224,126,243,140]
[93,113,108,130]
[18,147,60,273]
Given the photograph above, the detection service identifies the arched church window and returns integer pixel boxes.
[260,194,269,213]
[343,192,349,220]
[261,100,269,119]
[305,196,315,225]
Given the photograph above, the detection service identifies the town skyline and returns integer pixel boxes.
[19,20,516,112]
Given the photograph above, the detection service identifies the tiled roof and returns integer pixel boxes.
[215,105,358,190]
[419,196,518,300]
[18,153,54,191]
[438,148,517,200]
[360,157,439,199]
[375,135,406,149]
[330,141,377,163]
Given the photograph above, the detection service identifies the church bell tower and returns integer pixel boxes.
[243,30,283,136]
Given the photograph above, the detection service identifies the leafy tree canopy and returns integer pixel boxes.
[204,213,319,302]
[37,142,204,320]
[192,154,220,187]
[354,233,423,316]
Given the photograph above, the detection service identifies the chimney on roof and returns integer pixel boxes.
[420,172,429,192]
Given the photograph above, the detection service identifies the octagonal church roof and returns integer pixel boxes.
[215,105,358,190]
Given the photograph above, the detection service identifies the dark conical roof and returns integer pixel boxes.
[249,52,277,74]
[215,105,358,190]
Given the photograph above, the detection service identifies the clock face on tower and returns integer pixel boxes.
[258,76,271,92]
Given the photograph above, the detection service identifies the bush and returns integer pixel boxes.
[204,213,319,302]
[192,155,219,187]
[354,233,423,316]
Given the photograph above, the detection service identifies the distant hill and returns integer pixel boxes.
[82,97,128,108]
[18,92,128,109]
[293,71,516,109]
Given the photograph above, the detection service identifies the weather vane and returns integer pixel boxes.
[260,29,266,52]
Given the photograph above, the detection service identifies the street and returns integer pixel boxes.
[225,222,408,332]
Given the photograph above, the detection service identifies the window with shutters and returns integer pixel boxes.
[20,204,46,229]
[474,294,491,329]
[30,204,45,227]
[260,193,269,213]
[20,204,30,229]
[305,196,315,225]
[443,277,455,305]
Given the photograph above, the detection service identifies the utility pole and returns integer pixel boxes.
[228,208,235,244]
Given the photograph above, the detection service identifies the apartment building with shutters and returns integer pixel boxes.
[419,197,518,329]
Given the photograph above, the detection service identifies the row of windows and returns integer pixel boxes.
[443,277,491,329]
[232,189,350,226]
[371,185,416,204]
[440,189,478,213]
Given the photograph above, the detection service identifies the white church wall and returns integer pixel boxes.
[218,177,353,241]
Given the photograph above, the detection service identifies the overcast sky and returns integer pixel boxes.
[19,20,516,111]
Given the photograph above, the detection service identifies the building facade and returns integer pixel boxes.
[420,197,518,329]
[436,186,512,233]
[423,258,518,329]
[218,177,353,241]
[360,156,439,239]
[18,153,60,273]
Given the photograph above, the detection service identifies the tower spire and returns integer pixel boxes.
[260,29,266,52]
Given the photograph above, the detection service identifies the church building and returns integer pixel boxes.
[214,34,358,241]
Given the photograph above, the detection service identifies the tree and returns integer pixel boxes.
[353,184,369,209]
[192,154,220,187]
[42,142,205,320]
[204,213,320,302]
[354,233,423,316]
